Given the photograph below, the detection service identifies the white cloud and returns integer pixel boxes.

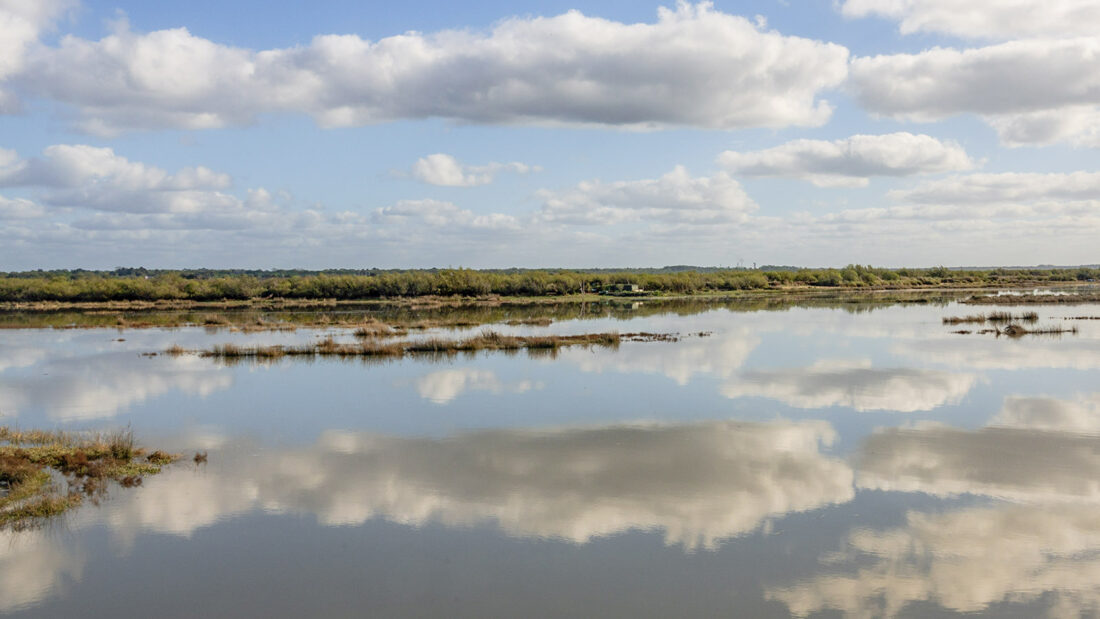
[718,132,974,187]
[891,171,1100,204]
[840,0,1100,39]
[6,2,848,134]
[410,153,536,187]
[987,106,1100,147]
[850,38,1100,146]
[851,38,1100,121]
[0,144,234,214]
[0,0,74,112]
[373,199,521,231]
[0,195,44,219]
[538,165,757,226]
[720,359,976,412]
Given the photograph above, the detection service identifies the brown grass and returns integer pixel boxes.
[185,330,624,361]
[1,426,178,529]
[943,311,1039,325]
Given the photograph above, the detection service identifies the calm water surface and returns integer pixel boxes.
[3,297,1100,617]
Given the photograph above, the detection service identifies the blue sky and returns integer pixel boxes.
[1,0,1099,269]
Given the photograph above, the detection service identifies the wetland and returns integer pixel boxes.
[3,285,1100,617]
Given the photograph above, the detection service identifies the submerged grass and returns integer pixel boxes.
[0,426,178,530]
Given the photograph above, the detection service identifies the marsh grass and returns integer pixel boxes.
[0,426,177,529]
[186,329,625,362]
[956,323,1081,337]
[943,311,1039,325]
[1000,324,1079,337]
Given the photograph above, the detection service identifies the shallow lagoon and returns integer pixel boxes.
[3,295,1100,617]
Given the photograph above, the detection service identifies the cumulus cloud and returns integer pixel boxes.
[372,199,521,231]
[0,0,74,111]
[410,154,537,187]
[0,144,234,214]
[890,171,1100,204]
[538,166,757,226]
[851,38,1100,121]
[721,359,976,412]
[717,132,974,187]
[987,106,1100,147]
[840,0,1100,39]
[6,2,848,134]
[849,38,1100,146]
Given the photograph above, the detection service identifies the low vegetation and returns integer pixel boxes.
[177,330,623,361]
[0,427,178,530]
[1,265,1097,305]
[964,292,1100,305]
[942,311,1039,324]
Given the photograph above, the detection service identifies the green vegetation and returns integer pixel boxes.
[964,291,1100,305]
[1,265,1097,305]
[0,427,178,530]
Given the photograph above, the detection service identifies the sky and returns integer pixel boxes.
[1,0,1099,269]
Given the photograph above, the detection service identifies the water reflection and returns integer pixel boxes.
[563,328,759,385]
[0,353,232,420]
[771,394,1100,618]
[722,359,977,412]
[412,368,544,404]
[95,419,851,550]
[0,531,84,614]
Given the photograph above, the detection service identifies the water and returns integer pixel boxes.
[2,297,1100,617]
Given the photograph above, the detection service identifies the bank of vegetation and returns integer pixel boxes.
[170,330,630,362]
[0,427,178,530]
[1,266,1097,304]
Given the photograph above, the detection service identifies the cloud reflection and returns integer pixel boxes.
[0,530,85,613]
[0,353,232,420]
[721,359,976,412]
[413,368,543,404]
[95,419,853,551]
[772,394,1100,618]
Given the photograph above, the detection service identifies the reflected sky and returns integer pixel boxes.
[3,300,1100,617]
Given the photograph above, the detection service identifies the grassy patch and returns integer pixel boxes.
[0,427,178,530]
[943,311,1038,325]
[186,330,626,362]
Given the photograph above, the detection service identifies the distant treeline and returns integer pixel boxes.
[0,266,1097,302]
